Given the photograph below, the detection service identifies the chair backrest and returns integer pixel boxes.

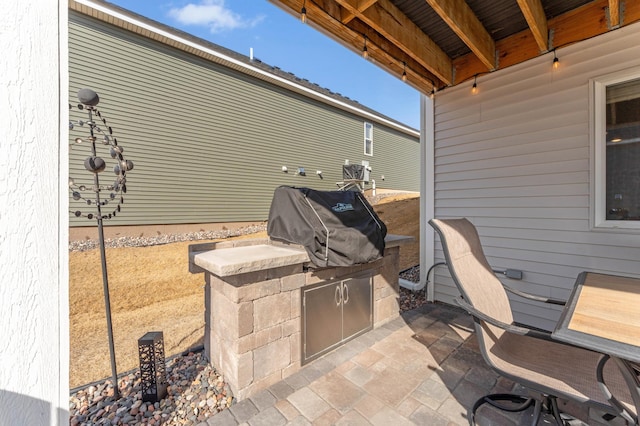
[429,218,514,332]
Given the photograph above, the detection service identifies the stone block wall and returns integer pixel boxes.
[193,237,409,400]
[205,262,304,400]
[374,246,401,327]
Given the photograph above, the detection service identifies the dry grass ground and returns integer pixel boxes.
[69,193,419,389]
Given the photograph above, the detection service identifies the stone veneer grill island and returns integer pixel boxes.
[188,235,413,400]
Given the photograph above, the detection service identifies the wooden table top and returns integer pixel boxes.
[554,272,640,362]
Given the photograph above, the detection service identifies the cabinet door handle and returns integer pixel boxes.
[343,283,349,304]
[335,285,341,306]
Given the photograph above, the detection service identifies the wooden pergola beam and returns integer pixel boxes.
[341,0,378,24]
[453,0,640,84]
[516,0,549,52]
[425,0,496,71]
[269,0,440,93]
[335,0,453,85]
[269,0,640,94]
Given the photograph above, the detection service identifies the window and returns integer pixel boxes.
[592,69,640,229]
[364,122,373,156]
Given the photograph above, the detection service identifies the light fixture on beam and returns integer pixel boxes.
[300,0,307,23]
[362,36,369,59]
[401,62,407,82]
[471,75,478,94]
[552,49,559,70]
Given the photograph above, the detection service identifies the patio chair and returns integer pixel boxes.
[429,218,636,426]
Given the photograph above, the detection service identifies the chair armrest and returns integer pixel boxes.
[502,284,566,306]
[436,261,564,305]
[453,298,554,340]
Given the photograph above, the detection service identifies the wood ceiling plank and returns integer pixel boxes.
[516,0,548,52]
[550,0,610,48]
[496,28,548,70]
[347,18,441,93]
[425,0,496,71]
[626,0,640,23]
[451,55,489,88]
[335,0,453,84]
[453,0,638,84]
[608,0,620,27]
[270,0,640,93]
[268,0,440,93]
[453,29,541,85]
[342,0,379,24]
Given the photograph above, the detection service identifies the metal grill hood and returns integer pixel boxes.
[267,186,387,268]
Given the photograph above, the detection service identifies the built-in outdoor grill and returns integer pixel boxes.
[267,186,387,268]
[267,186,388,363]
[189,186,410,399]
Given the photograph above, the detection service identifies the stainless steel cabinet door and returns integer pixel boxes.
[342,275,373,340]
[303,281,342,361]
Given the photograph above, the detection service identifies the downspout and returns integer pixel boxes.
[421,93,436,300]
[398,277,422,292]
[399,262,445,292]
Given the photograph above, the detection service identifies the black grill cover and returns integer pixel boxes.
[267,186,387,268]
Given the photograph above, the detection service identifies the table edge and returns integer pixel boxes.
[552,271,640,363]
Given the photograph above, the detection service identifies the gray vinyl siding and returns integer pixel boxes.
[68,11,419,227]
[371,126,421,189]
[431,22,640,331]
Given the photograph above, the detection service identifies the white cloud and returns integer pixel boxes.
[168,0,264,33]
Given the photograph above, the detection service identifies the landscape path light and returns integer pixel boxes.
[138,331,168,403]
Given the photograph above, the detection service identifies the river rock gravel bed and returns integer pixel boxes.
[399,265,427,311]
[69,350,233,426]
[69,224,268,252]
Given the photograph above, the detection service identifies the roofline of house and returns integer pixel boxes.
[70,0,420,137]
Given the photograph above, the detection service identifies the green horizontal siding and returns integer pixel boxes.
[69,11,419,227]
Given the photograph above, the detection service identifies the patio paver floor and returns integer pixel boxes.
[200,303,624,426]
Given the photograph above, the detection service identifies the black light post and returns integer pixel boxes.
[69,89,134,398]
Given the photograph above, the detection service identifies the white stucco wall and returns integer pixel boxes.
[0,1,69,425]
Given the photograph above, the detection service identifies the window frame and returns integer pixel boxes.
[364,122,373,156]
[591,67,640,230]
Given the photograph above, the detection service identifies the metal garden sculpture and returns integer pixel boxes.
[69,88,134,398]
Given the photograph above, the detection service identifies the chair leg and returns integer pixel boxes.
[468,393,578,426]
[548,396,566,425]
[530,398,543,425]
[468,393,535,425]
[543,395,586,426]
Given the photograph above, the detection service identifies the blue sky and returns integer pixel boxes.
[107,0,421,129]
